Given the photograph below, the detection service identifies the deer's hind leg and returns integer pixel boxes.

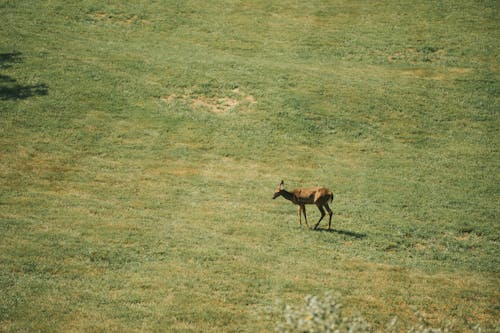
[314,204,326,230]
[324,203,333,230]
[297,205,302,225]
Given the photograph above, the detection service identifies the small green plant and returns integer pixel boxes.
[276,293,484,333]
[276,293,372,333]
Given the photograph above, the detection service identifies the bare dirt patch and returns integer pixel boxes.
[161,88,257,114]
[414,242,428,251]
[455,230,473,241]
[191,96,240,114]
[161,94,178,103]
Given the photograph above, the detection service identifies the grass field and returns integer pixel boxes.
[1,1,498,332]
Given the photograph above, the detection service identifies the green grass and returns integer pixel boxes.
[1,0,498,332]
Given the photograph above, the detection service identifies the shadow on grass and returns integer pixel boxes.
[0,52,48,101]
[314,228,367,239]
[0,52,22,69]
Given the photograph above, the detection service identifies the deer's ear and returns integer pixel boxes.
[279,180,284,190]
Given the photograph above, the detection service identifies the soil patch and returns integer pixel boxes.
[161,88,256,114]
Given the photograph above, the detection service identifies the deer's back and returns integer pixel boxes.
[292,187,329,204]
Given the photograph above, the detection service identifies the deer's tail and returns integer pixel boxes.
[329,191,334,203]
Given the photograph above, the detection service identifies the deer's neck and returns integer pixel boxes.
[280,189,296,203]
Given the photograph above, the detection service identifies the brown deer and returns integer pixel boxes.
[272,180,334,230]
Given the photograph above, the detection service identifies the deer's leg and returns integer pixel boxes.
[297,205,302,225]
[324,203,333,230]
[314,204,326,230]
[301,205,309,228]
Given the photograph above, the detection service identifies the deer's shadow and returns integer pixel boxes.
[314,228,367,239]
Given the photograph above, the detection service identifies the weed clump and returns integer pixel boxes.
[276,293,483,333]
[276,293,370,333]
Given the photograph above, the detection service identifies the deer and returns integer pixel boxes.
[272,180,334,230]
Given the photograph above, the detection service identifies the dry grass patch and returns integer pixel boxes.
[201,156,267,182]
[400,67,473,81]
[91,12,150,25]
[386,47,445,64]
[162,88,256,114]
[191,95,240,114]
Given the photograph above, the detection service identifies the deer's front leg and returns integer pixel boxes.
[301,205,309,228]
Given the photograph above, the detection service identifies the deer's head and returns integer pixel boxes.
[272,180,285,199]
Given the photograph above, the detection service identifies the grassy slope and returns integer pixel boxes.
[1,1,498,331]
